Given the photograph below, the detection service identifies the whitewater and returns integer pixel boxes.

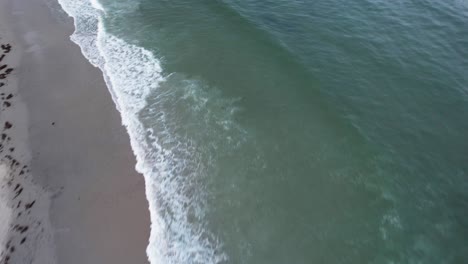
[51,0,468,262]
[55,0,228,263]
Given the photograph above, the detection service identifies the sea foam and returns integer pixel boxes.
[55,0,227,263]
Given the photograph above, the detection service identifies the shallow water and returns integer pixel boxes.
[58,0,468,263]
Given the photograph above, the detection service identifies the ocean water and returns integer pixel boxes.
[56,0,468,263]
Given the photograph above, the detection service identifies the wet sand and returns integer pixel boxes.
[0,0,150,263]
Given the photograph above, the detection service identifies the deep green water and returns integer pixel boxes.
[67,0,468,262]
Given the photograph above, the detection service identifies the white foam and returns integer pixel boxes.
[89,0,105,12]
[55,0,228,262]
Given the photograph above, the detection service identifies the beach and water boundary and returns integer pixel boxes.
[0,0,151,262]
[1,0,467,263]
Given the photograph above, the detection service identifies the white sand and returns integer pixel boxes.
[0,0,151,262]
[0,10,56,263]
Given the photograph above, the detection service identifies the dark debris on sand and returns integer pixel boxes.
[1,44,11,53]
[0,44,14,82]
[4,122,12,129]
[25,200,35,209]
[0,42,45,264]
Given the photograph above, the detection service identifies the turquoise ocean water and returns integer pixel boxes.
[57,0,468,263]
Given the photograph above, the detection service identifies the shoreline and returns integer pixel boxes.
[0,0,151,263]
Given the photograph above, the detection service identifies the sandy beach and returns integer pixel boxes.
[0,0,150,263]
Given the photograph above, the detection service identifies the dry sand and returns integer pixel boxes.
[0,0,151,262]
